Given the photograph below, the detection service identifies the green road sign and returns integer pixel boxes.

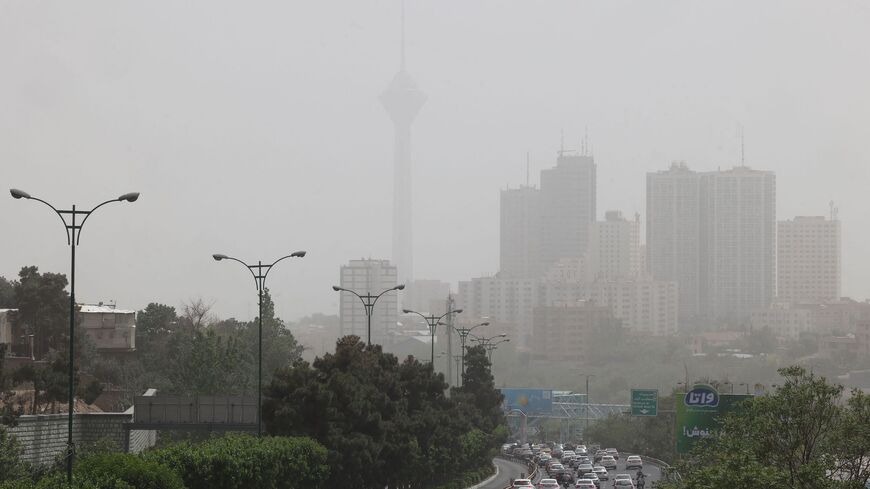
[631,389,658,416]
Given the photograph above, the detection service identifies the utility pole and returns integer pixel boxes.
[445,294,455,386]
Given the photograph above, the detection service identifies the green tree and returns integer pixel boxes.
[263,336,499,489]
[14,267,69,358]
[241,289,303,385]
[166,329,253,395]
[666,366,869,489]
[0,276,15,309]
[0,425,28,483]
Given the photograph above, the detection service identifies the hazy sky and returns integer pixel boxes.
[2,1,868,322]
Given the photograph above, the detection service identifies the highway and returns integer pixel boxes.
[478,457,530,489]
[492,453,664,488]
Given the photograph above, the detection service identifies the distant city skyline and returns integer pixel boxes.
[1,2,868,322]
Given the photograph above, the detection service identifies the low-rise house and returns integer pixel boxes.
[79,304,136,352]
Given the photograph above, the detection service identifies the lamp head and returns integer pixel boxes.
[402,309,412,314]
[10,189,31,200]
[332,285,342,292]
[454,309,463,314]
[498,334,507,337]
[481,322,490,326]
[291,251,306,258]
[212,254,228,261]
[394,284,405,291]
[118,192,140,202]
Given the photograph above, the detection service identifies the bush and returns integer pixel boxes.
[75,453,185,489]
[145,434,329,489]
[0,473,134,489]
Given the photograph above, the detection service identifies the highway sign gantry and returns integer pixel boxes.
[631,389,658,416]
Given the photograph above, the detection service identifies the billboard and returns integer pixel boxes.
[675,385,752,454]
[501,388,553,415]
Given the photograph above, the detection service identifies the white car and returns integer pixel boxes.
[592,465,608,480]
[605,448,619,460]
[600,455,618,470]
[574,480,596,489]
[625,455,643,469]
[612,479,635,488]
[537,479,560,489]
[513,479,534,488]
[613,474,634,487]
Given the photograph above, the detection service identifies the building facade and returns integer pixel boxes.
[749,302,813,341]
[339,259,399,345]
[699,166,776,324]
[777,215,841,304]
[587,210,641,281]
[0,309,15,347]
[500,185,541,278]
[531,302,618,365]
[79,305,136,352]
[539,153,597,275]
[646,162,702,322]
[589,277,678,336]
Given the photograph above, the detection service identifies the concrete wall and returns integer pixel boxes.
[7,412,156,465]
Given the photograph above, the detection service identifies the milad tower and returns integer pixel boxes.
[380,3,426,286]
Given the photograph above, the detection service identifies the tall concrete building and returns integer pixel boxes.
[339,259,399,345]
[380,6,426,286]
[539,153,597,275]
[531,302,618,365]
[699,166,776,323]
[405,279,450,314]
[500,185,541,278]
[590,277,678,336]
[647,162,702,321]
[777,214,841,304]
[587,210,641,281]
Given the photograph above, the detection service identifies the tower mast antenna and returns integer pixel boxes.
[526,152,530,187]
[400,0,406,70]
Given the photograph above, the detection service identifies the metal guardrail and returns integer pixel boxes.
[498,453,538,489]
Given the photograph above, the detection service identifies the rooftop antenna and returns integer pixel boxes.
[400,0,406,71]
[526,152,530,187]
[584,126,589,156]
[560,128,565,157]
[739,124,746,167]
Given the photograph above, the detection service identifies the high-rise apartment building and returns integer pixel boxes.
[590,277,678,336]
[531,302,619,365]
[647,162,702,321]
[777,215,841,304]
[699,166,776,323]
[587,210,641,281]
[339,259,399,345]
[647,163,776,325]
[539,153,597,275]
[500,185,541,278]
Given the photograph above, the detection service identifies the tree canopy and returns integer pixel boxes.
[664,366,870,489]
[263,336,506,489]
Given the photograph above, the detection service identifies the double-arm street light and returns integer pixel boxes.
[481,338,510,363]
[451,321,489,377]
[332,284,405,345]
[212,251,306,436]
[10,188,139,484]
[402,308,462,365]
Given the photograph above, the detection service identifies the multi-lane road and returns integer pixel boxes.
[484,454,663,488]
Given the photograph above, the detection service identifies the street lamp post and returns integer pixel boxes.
[482,338,510,363]
[451,321,489,379]
[452,354,462,386]
[402,308,462,365]
[570,372,595,435]
[333,285,405,345]
[212,251,306,436]
[10,188,139,485]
